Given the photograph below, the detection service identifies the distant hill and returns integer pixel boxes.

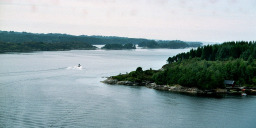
[0,31,203,53]
[0,31,148,45]
[0,42,96,53]
[0,31,202,47]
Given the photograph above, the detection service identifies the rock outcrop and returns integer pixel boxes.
[102,77,118,84]
[102,77,204,95]
[102,77,256,97]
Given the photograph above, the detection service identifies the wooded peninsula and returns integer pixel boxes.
[104,41,256,96]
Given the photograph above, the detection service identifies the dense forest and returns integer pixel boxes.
[0,30,203,53]
[0,31,150,45]
[112,41,256,89]
[102,43,136,50]
[0,42,96,53]
[138,40,202,49]
[167,41,256,63]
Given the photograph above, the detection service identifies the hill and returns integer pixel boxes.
[0,30,202,46]
[0,31,151,45]
[0,30,203,53]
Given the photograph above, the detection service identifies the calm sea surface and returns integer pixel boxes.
[0,48,255,128]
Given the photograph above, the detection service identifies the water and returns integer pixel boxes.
[0,49,255,128]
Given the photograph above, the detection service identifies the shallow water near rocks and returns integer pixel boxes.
[0,48,255,128]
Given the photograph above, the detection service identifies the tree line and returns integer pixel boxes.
[101,43,136,50]
[0,31,202,47]
[167,41,256,63]
[0,42,96,53]
[0,31,204,53]
[154,58,256,89]
[0,31,150,45]
[138,40,202,49]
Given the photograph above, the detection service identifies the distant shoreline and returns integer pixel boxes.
[0,30,203,53]
[0,43,199,54]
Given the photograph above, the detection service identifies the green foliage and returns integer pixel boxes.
[0,31,202,52]
[0,42,96,53]
[167,41,256,64]
[113,41,256,90]
[0,31,202,47]
[0,31,148,45]
[138,41,158,48]
[112,67,157,83]
[136,67,143,72]
[156,59,256,89]
[138,40,202,49]
[164,41,256,89]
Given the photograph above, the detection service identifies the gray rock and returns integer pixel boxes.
[117,81,134,86]
[102,78,118,84]
[103,78,209,95]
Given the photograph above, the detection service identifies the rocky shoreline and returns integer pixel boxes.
[102,77,229,96]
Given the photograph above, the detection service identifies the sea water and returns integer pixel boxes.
[0,48,255,128]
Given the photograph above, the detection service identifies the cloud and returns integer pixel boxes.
[130,9,138,16]
[228,0,237,4]
[209,0,218,4]
[31,4,37,12]
[1,0,255,42]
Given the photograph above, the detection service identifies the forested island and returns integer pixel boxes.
[103,41,256,96]
[0,31,202,53]
[138,40,202,49]
[101,43,136,50]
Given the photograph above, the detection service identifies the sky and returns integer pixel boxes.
[0,0,255,42]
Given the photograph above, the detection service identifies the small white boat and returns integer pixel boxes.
[76,64,82,70]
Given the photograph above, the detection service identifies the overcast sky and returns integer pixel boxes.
[0,0,255,42]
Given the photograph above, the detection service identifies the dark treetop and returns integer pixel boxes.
[0,42,96,53]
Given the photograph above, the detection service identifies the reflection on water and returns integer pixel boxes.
[0,49,256,128]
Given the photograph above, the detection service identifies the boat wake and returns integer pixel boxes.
[66,66,83,70]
